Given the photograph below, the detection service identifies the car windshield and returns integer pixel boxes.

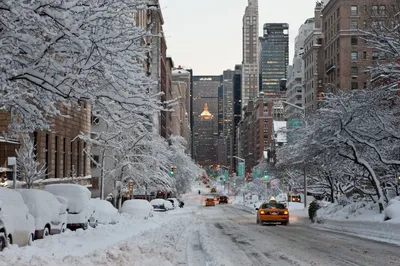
[261,203,286,209]
[206,198,214,202]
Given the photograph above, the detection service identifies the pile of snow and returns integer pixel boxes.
[44,184,91,213]
[384,196,400,222]
[0,202,198,266]
[120,199,153,219]
[316,201,384,222]
[90,199,119,224]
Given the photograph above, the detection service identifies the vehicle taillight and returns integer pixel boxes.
[283,211,289,215]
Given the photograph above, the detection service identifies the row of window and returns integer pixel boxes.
[350,5,390,17]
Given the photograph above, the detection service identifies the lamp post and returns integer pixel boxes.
[281,101,308,209]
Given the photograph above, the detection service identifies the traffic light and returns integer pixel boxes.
[263,171,269,180]
[233,182,237,188]
[170,167,177,175]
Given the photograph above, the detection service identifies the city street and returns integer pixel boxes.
[201,204,400,266]
[1,192,399,266]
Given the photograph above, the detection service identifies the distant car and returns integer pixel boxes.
[44,184,97,230]
[211,188,217,193]
[18,189,68,239]
[291,195,301,202]
[205,198,215,207]
[0,188,35,249]
[256,201,289,226]
[121,199,153,219]
[206,185,210,188]
[219,196,229,204]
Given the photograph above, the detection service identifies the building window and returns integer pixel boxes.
[351,36,358,45]
[77,141,80,176]
[351,82,359,90]
[363,51,367,59]
[364,82,367,89]
[363,5,367,13]
[351,67,358,76]
[351,6,358,16]
[379,5,386,15]
[55,136,58,178]
[372,5,378,16]
[45,134,49,176]
[70,141,73,174]
[63,138,66,178]
[83,142,87,176]
[33,132,38,157]
[351,52,358,61]
[91,155,100,168]
[350,21,358,29]
[372,51,379,60]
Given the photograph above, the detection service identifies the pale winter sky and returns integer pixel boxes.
[160,0,317,75]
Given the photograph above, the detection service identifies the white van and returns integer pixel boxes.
[0,188,35,249]
[44,184,97,230]
[18,189,68,239]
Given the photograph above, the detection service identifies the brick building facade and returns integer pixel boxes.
[0,102,91,180]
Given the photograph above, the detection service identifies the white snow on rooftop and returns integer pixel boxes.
[172,69,189,74]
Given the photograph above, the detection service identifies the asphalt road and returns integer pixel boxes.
[200,204,400,266]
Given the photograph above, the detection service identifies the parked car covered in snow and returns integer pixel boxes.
[18,189,68,239]
[150,199,173,211]
[167,198,180,209]
[44,184,97,230]
[0,188,35,249]
[121,199,154,219]
[90,198,120,224]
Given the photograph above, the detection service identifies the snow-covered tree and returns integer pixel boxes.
[277,89,400,212]
[15,134,46,188]
[167,136,201,195]
[0,0,154,132]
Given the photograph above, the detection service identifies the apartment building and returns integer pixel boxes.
[322,0,394,92]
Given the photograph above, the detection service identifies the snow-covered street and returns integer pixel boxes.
[1,190,399,266]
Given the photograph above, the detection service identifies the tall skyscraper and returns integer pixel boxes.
[232,64,242,171]
[192,76,223,166]
[286,18,314,119]
[242,0,259,112]
[259,23,289,92]
[220,69,235,167]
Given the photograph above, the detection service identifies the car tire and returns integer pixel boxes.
[82,223,88,230]
[61,224,67,233]
[43,226,50,238]
[7,235,12,246]
[283,222,288,226]
[0,233,6,251]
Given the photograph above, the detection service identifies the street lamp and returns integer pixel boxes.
[281,101,308,209]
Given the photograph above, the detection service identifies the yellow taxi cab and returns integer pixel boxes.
[211,187,217,193]
[256,201,289,226]
[205,198,215,207]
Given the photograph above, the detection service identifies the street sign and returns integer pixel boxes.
[238,162,245,178]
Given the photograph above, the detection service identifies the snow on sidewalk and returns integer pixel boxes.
[0,207,195,266]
